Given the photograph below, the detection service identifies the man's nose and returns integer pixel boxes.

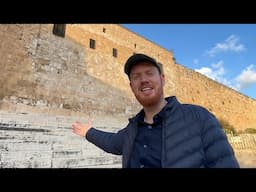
[140,74,149,82]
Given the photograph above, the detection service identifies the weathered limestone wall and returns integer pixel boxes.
[0,24,137,168]
[227,134,256,150]
[173,64,256,131]
[0,24,139,117]
[66,24,176,101]
[66,24,256,131]
[227,134,256,168]
[2,24,255,130]
[0,24,256,168]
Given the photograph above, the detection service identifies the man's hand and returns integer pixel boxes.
[72,119,93,137]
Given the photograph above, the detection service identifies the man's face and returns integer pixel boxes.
[129,62,165,107]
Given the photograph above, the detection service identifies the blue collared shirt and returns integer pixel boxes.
[129,110,164,168]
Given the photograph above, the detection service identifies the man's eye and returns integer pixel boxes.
[131,75,139,80]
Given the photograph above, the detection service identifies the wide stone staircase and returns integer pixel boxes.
[0,110,126,168]
[1,110,255,168]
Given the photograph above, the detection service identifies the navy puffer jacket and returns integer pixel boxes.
[86,96,240,168]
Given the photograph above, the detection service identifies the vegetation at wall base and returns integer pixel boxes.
[218,118,238,136]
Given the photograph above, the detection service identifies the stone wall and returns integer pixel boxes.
[1,24,255,130]
[173,64,256,131]
[66,24,256,131]
[0,24,139,118]
[66,24,175,99]
[227,134,256,150]
[0,24,256,168]
[227,134,256,168]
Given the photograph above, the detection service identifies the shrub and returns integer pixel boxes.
[218,118,237,135]
[244,128,256,134]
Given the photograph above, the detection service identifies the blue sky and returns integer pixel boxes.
[122,24,256,100]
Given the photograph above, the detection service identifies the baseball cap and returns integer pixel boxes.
[124,53,162,76]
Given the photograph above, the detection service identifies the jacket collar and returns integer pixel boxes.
[128,96,180,123]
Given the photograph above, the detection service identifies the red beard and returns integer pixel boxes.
[134,87,164,107]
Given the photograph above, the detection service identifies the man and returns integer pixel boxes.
[72,53,240,168]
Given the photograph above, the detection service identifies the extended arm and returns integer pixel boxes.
[72,120,126,155]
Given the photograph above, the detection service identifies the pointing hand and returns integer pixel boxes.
[72,119,93,137]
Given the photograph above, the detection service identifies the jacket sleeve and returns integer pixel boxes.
[201,110,240,168]
[85,127,127,155]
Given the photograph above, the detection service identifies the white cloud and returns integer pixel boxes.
[196,67,214,78]
[195,61,224,80]
[195,61,256,94]
[235,64,256,90]
[195,60,233,88]
[206,35,246,57]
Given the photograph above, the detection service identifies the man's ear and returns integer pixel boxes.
[161,74,166,86]
[130,82,135,93]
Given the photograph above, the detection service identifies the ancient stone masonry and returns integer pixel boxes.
[0,24,256,167]
[44,24,256,130]
[227,134,256,168]
[0,111,122,168]
[0,110,255,168]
